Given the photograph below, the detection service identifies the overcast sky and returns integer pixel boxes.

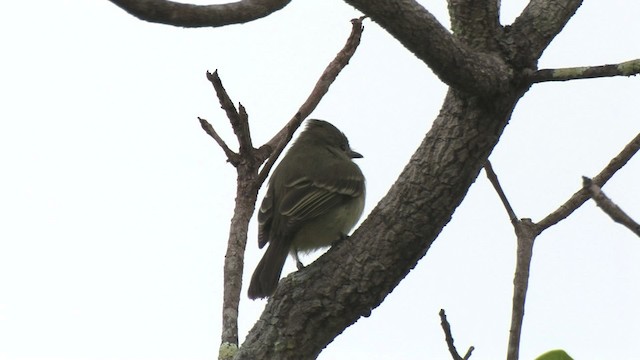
[1,1,639,360]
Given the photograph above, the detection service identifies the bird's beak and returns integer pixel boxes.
[349,149,363,159]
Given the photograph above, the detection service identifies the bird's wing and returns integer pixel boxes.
[257,187,274,249]
[280,163,364,223]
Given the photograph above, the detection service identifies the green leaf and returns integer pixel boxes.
[535,349,574,360]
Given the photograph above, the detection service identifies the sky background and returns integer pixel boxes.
[1,1,639,359]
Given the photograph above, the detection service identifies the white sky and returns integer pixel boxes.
[1,1,639,359]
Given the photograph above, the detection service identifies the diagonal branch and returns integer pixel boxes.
[538,132,640,231]
[530,59,640,83]
[198,116,240,165]
[583,177,640,237]
[343,0,512,95]
[508,0,584,62]
[107,0,291,28]
[484,161,518,224]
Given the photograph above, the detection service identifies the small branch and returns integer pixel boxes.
[530,59,640,83]
[538,132,640,231]
[484,161,518,224]
[439,309,474,360]
[108,0,292,28]
[206,71,255,158]
[463,347,474,360]
[583,177,640,237]
[198,117,240,165]
[503,132,640,360]
[256,16,367,185]
[506,219,539,360]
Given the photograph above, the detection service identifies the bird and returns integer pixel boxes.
[247,119,366,299]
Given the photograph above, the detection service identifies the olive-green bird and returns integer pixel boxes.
[248,119,366,299]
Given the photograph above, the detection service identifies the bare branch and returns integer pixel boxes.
[583,177,640,237]
[206,71,255,158]
[530,59,640,83]
[107,0,291,28]
[538,132,640,230]
[484,161,518,224]
[506,219,539,360]
[463,347,475,360]
[343,0,512,95]
[256,16,367,185]
[439,309,473,360]
[508,0,584,62]
[503,133,640,360]
[198,116,240,165]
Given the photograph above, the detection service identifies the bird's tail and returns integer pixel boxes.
[248,239,290,299]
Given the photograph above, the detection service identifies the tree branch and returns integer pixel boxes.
[483,162,537,360]
[484,161,518,224]
[538,132,640,231]
[237,83,522,359]
[206,71,255,158]
[440,309,474,360]
[508,0,584,63]
[107,0,291,27]
[447,0,500,50]
[583,177,640,237]
[201,72,260,359]
[198,116,240,165]
[342,0,512,95]
[502,132,640,360]
[506,219,539,360]
[530,59,640,83]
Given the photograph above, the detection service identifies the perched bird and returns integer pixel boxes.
[248,119,366,299]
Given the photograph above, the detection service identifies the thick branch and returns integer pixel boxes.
[508,0,583,63]
[237,86,524,359]
[538,132,640,230]
[530,59,640,83]
[108,0,291,27]
[583,177,640,237]
[343,0,512,95]
[447,0,500,50]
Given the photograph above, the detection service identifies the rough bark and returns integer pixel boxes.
[343,0,512,95]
